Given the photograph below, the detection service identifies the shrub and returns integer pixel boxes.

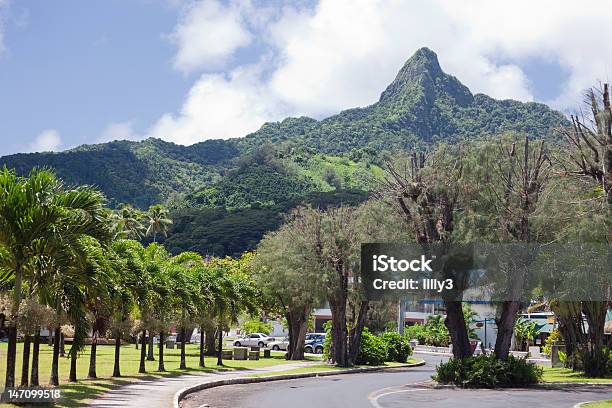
[542,328,562,356]
[322,320,332,360]
[242,319,272,335]
[380,332,412,363]
[433,355,543,388]
[404,316,450,347]
[356,328,388,366]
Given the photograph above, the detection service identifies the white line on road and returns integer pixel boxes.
[368,381,434,408]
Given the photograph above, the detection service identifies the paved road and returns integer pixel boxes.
[87,361,317,408]
[181,353,612,408]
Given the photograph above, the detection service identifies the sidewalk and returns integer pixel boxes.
[88,361,317,408]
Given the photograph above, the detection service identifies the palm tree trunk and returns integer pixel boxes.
[50,327,61,386]
[20,334,31,386]
[3,326,15,387]
[30,329,40,386]
[157,331,165,372]
[59,333,65,357]
[112,336,121,377]
[88,331,97,379]
[4,265,23,388]
[180,327,187,369]
[217,324,223,366]
[199,328,205,367]
[147,331,155,361]
[69,348,77,382]
[138,329,147,373]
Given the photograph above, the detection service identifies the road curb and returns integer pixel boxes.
[431,382,612,390]
[174,360,426,408]
[540,382,612,386]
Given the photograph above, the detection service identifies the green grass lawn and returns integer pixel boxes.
[248,357,421,377]
[542,367,612,383]
[581,401,612,407]
[0,341,311,407]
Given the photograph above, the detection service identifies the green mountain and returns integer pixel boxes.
[236,47,567,154]
[0,138,239,208]
[1,47,568,210]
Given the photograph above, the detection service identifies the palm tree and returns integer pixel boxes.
[126,242,170,373]
[167,252,203,369]
[0,168,110,387]
[205,256,259,366]
[109,242,136,378]
[83,241,117,379]
[143,207,171,361]
[0,168,59,388]
[112,204,145,239]
[43,191,111,385]
[145,205,172,243]
[193,266,217,368]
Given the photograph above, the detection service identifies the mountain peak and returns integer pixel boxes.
[379,47,472,106]
[407,47,442,72]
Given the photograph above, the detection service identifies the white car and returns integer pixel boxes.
[233,333,273,347]
[267,336,289,351]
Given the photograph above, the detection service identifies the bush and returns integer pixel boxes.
[380,332,412,363]
[542,328,562,356]
[322,320,332,360]
[433,355,543,388]
[356,328,388,366]
[242,319,272,335]
[404,316,450,347]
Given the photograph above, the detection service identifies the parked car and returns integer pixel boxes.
[304,334,325,354]
[233,333,273,347]
[304,333,326,342]
[267,336,289,351]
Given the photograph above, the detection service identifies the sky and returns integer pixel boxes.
[0,0,611,156]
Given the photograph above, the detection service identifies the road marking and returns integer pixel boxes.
[368,381,434,408]
[369,389,432,408]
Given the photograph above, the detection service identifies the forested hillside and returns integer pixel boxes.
[162,189,368,257]
[1,138,239,208]
[0,48,571,256]
[0,48,568,210]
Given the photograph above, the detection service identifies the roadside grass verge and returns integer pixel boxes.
[580,401,612,407]
[247,357,421,377]
[0,342,318,407]
[542,367,612,384]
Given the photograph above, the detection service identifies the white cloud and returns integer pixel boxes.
[154,0,612,145]
[170,0,252,73]
[435,0,612,108]
[97,121,142,143]
[150,62,289,143]
[29,129,62,152]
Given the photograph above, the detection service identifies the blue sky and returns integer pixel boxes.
[0,0,190,154]
[0,0,610,156]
